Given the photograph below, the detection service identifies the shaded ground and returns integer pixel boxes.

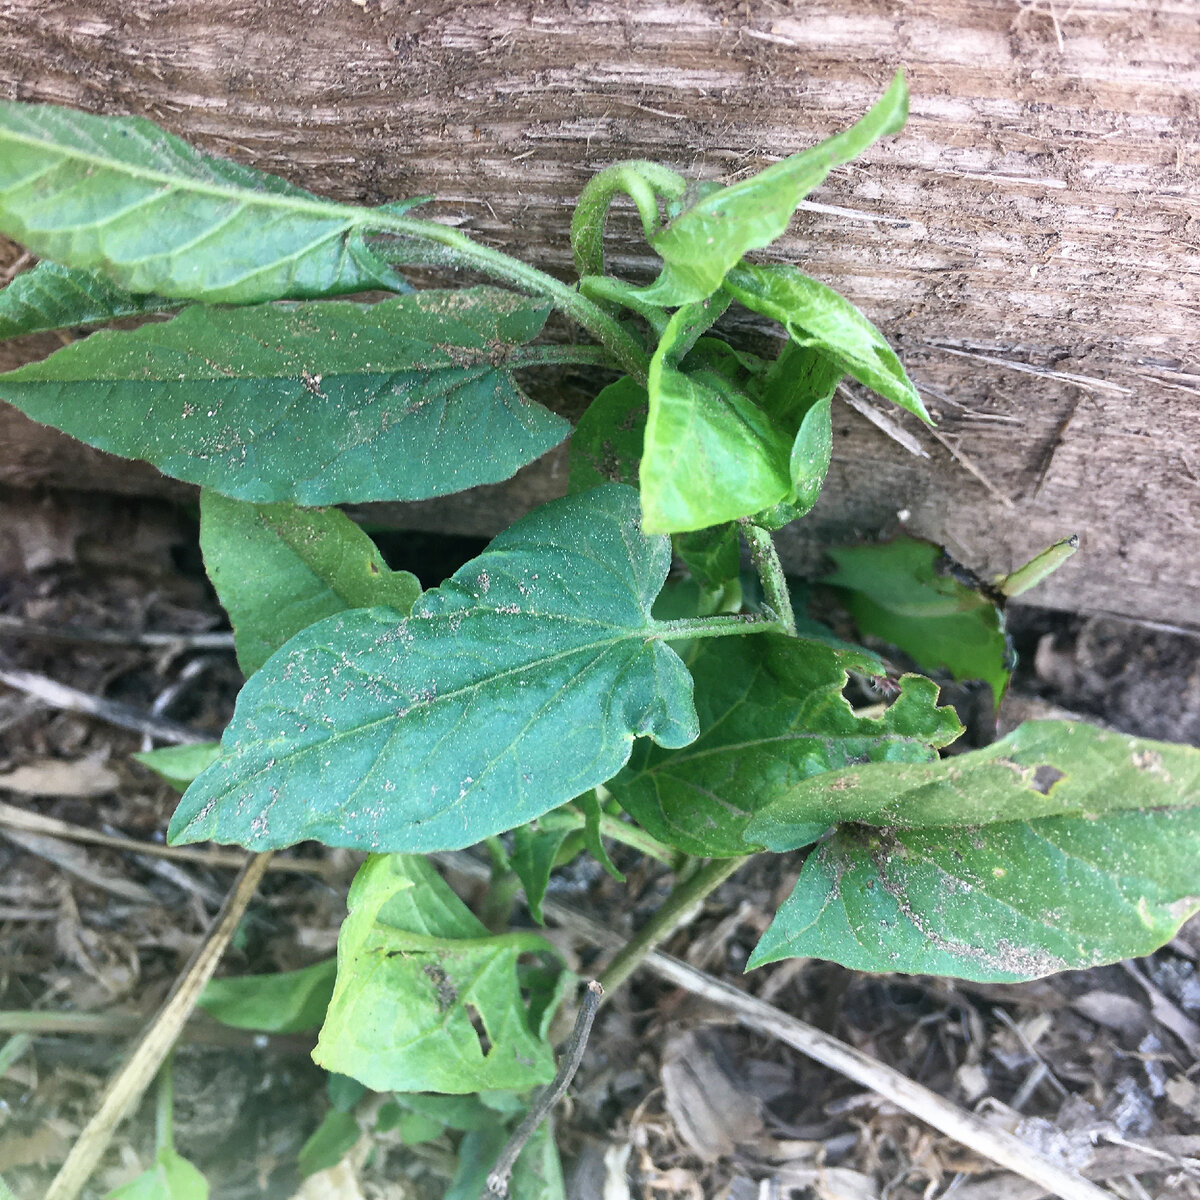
[1,488,1198,1199]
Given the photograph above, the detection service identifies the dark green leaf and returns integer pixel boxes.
[612,635,962,857]
[642,304,792,533]
[313,855,565,1093]
[199,492,420,677]
[0,102,405,303]
[169,485,698,853]
[567,375,647,493]
[826,537,1011,707]
[446,1121,565,1200]
[574,791,624,882]
[197,959,336,1034]
[133,742,221,791]
[0,261,178,340]
[674,524,741,596]
[104,1150,208,1200]
[634,73,907,305]
[757,342,843,430]
[297,1111,361,1177]
[327,1074,367,1112]
[0,289,566,505]
[388,1092,498,1134]
[724,264,930,423]
[749,721,1200,980]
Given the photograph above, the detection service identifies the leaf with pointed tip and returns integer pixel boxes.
[0,260,179,340]
[611,635,962,857]
[826,537,1010,707]
[313,855,565,1093]
[0,289,567,505]
[198,959,336,1034]
[634,72,907,305]
[104,1149,208,1200]
[724,264,929,423]
[748,721,1200,981]
[0,101,410,303]
[567,375,647,493]
[200,492,420,677]
[168,486,698,853]
[133,742,221,791]
[511,821,576,925]
[642,304,792,533]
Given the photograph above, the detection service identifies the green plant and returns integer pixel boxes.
[3,73,1199,1193]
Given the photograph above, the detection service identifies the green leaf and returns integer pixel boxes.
[446,1121,565,1200]
[0,102,405,303]
[199,492,420,677]
[105,1149,208,1200]
[757,342,843,430]
[826,537,1011,707]
[297,1111,361,1177]
[387,1092,498,1134]
[511,821,575,925]
[611,635,962,857]
[634,72,907,305]
[0,261,179,340]
[574,791,624,882]
[642,304,792,533]
[749,721,1200,980]
[567,375,647,493]
[170,485,698,853]
[313,855,565,1093]
[674,523,742,611]
[0,289,566,505]
[571,161,687,277]
[197,959,336,1034]
[133,742,221,791]
[724,264,930,423]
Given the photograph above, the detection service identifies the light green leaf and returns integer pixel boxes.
[567,375,647,493]
[749,721,1200,981]
[133,742,221,791]
[724,264,929,423]
[757,342,843,430]
[635,72,907,305]
[612,635,962,857]
[0,260,179,340]
[512,821,575,925]
[198,959,336,1034]
[105,1149,208,1200]
[168,485,698,853]
[314,855,565,1093]
[826,537,1011,707]
[0,101,404,303]
[0,289,566,505]
[642,304,792,533]
[199,492,420,677]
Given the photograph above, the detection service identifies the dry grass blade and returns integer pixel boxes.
[42,851,273,1200]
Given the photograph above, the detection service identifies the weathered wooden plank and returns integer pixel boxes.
[0,0,1197,626]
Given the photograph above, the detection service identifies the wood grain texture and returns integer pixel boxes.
[1,0,1197,626]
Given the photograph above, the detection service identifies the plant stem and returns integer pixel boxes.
[597,855,751,997]
[154,1053,175,1154]
[740,521,797,637]
[371,214,652,383]
[652,613,784,642]
[538,807,676,866]
[506,344,622,370]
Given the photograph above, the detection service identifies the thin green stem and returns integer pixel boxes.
[652,614,784,642]
[598,855,751,997]
[371,214,652,383]
[155,1053,175,1154]
[506,344,622,370]
[740,521,797,637]
[539,806,676,866]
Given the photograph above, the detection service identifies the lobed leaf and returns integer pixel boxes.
[200,492,420,677]
[723,264,930,423]
[749,721,1200,981]
[612,635,962,857]
[0,289,567,505]
[0,260,178,340]
[0,101,404,303]
[313,855,564,1093]
[634,72,908,305]
[826,537,1011,707]
[168,485,698,853]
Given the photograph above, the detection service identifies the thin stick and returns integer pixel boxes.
[43,852,272,1200]
[483,980,603,1198]
[838,385,929,458]
[431,853,1116,1200]
[0,614,235,650]
[0,666,208,744]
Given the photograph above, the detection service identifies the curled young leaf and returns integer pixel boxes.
[634,72,908,305]
[168,485,698,853]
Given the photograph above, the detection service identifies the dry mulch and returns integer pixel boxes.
[1,488,1199,1200]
